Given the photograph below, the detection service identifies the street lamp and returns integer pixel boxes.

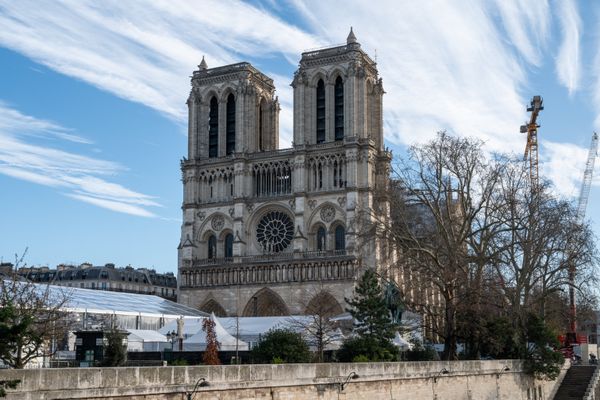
[186,378,209,400]
[433,368,449,383]
[339,371,359,391]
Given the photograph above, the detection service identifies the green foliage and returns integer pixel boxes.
[102,328,127,367]
[337,336,399,362]
[341,269,399,362]
[475,313,563,380]
[404,341,437,361]
[345,269,397,342]
[0,380,20,398]
[479,317,521,359]
[524,315,563,380]
[251,328,311,364]
[271,356,284,364]
[169,358,188,366]
[0,301,38,369]
[352,355,370,362]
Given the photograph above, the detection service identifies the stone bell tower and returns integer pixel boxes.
[292,27,385,150]
[186,57,280,159]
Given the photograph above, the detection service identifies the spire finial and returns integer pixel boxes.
[347,27,357,44]
[199,56,208,70]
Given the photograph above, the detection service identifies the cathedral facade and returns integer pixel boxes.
[177,30,392,317]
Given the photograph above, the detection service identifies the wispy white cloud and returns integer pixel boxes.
[555,0,582,95]
[0,0,320,138]
[0,103,160,217]
[0,0,591,202]
[540,140,588,198]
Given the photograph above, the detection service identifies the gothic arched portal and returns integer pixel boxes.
[305,291,343,317]
[199,298,227,317]
[243,287,289,317]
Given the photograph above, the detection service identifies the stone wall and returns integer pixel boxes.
[0,360,566,400]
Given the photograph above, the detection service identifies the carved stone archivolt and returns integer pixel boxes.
[320,205,336,223]
[211,214,225,231]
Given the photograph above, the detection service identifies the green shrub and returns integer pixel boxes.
[337,336,399,362]
[251,328,311,364]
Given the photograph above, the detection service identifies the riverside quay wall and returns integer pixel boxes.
[0,360,566,400]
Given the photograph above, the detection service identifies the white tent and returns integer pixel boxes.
[393,332,412,351]
[182,314,248,351]
[127,329,169,352]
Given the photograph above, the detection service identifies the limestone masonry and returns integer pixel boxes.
[178,29,394,317]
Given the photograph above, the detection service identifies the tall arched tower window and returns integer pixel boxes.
[316,79,325,144]
[208,97,219,158]
[334,225,345,251]
[334,76,344,140]
[226,94,236,155]
[207,235,217,259]
[224,233,234,258]
[258,99,265,151]
[317,227,326,251]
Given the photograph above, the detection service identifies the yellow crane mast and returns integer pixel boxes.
[520,96,544,187]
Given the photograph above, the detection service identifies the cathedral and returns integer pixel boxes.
[177,29,393,317]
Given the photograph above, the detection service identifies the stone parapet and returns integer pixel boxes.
[0,360,564,400]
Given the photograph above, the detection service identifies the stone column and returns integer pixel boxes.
[292,77,305,146]
[197,100,209,159]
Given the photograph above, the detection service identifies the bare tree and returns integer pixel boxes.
[490,164,598,338]
[0,250,71,369]
[368,132,505,360]
[288,283,342,362]
[360,132,598,361]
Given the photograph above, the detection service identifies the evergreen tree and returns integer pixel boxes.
[202,317,221,365]
[102,327,127,367]
[345,269,397,342]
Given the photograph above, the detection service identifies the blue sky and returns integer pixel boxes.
[1,1,600,273]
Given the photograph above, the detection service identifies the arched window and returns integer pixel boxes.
[208,97,219,158]
[226,93,236,155]
[258,99,265,151]
[207,235,217,259]
[335,225,345,251]
[317,227,327,251]
[225,233,234,258]
[334,76,344,140]
[316,79,325,143]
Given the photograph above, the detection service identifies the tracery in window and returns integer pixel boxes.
[256,211,294,253]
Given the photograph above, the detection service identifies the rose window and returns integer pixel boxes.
[256,211,294,253]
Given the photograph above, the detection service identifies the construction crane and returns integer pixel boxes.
[520,96,544,187]
[568,132,599,337]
